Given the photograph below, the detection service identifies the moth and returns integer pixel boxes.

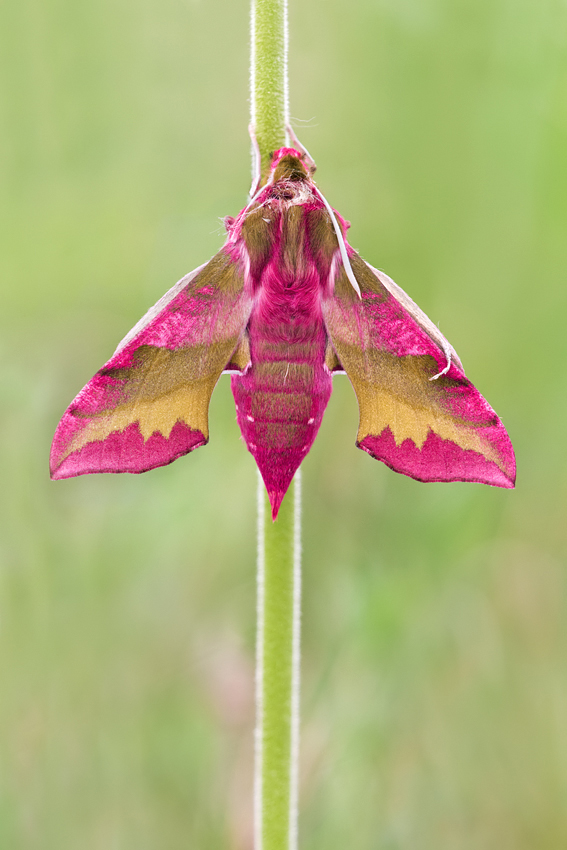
[50,143,516,517]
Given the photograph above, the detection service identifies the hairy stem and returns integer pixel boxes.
[251,4,299,846]
[255,472,301,850]
[250,0,289,182]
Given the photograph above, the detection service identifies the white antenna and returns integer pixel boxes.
[313,187,362,298]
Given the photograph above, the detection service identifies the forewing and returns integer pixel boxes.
[322,255,516,487]
[51,250,252,478]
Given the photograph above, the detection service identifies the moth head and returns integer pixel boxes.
[270,147,312,184]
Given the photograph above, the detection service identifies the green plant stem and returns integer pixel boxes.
[250,0,289,182]
[255,472,301,850]
[251,4,299,847]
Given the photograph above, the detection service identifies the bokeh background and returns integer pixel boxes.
[2,0,567,846]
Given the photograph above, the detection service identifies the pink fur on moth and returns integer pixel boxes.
[50,146,516,518]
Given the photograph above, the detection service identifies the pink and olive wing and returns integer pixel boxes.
[321,255,516,487]
[51,250,252,479]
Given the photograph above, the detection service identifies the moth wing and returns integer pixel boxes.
[51,249,252,479]
[322,255,516,487]
[364,261,464,372]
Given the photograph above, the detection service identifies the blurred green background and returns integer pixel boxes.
[1,0,567,846]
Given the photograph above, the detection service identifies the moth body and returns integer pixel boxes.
[230,168,339,514]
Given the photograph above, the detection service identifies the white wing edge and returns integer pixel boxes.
[112,261,209,357]
[364,261,464,373]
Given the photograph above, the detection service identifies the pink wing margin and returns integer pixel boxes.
[322,254,516,488]
[51,249,252,479]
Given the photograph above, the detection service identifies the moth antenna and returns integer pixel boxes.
[286,124,316,173]
[430,348,452,381]
[313,187,362,299]
[249,123,262,197]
